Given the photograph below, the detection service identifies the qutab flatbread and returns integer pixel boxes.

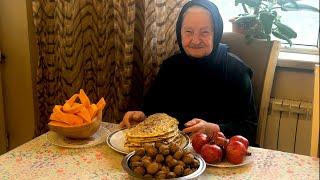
[126,113,178,138]
[125,113,182,150]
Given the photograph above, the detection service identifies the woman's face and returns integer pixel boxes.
[181,7,214,58]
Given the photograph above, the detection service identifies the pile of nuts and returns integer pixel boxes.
[128,142,200,179]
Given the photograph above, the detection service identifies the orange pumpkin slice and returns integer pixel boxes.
[49,107,83,125]
[48,120,71,127]
[88,104,99,119]
[97,97,106,111]
[79,89,90,108]
[62,103,83,114]
[76,106,91,123]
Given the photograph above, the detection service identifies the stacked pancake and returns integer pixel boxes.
[125,113,180,150]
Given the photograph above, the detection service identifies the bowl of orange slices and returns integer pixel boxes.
[48,89,107,139]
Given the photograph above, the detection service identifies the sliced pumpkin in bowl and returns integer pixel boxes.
[48,89,107,138]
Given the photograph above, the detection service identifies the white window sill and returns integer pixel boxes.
[277,51,319,70]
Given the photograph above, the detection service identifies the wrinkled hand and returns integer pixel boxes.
[119,111,146,128]
[182,118,220,138]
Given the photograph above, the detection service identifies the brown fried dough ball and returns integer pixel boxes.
[159,145,170,156]
[191,158,200,168]
[182,153,194,164]
[183,168,193,176]
[141,156,152,167]
[146,162,159,175]
[167,159,178,168]
[173,165,184,176]
[173,150,184,160]
[170,143,180,154]
[130,161,143,168]
[133,166,145,176]
[155,170,167,179]
[165,155,173,163]
[177,160,186,168]
[167,172,177,178]
[161,166,170,173]
[155,154,164,163]
[135,148,145,157]
[146,146,158,158]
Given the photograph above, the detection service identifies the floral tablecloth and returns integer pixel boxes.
[0,123,319,180]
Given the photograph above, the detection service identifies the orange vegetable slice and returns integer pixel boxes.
[76,106,91,123]
[88,104,99,118]
[65,94,78,106]
[79,89,90,107]
[49,110,83,125]
[97,97,106,111]
[53,105,62,113]
[48,120,71,127]
[62,103,83,114]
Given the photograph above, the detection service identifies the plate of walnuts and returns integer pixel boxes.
[121,142,206,179]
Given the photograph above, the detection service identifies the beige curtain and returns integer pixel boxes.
[143,0,188,90]
[32,0,187,136]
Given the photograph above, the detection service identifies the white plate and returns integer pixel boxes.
[106,129,190,154]
[206,151,254,168]
[47,125,110,148]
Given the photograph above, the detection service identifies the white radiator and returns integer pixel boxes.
[264,98,313,155]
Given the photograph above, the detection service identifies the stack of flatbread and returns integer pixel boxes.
[125,113,181,150]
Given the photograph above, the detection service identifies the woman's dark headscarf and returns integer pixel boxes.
[176,0,227,62]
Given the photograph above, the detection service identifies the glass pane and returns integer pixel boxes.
[210,0,319,47]
[280,0,319,47]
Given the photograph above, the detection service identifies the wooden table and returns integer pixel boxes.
[0,123,319,180]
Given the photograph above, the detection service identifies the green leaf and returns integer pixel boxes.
[275,22,297,38]
[234,15,257,24]
[272,30,292,46]
[235,0,260,8]
[259,12,276,35]
[282,3,319,12]
[245,28,270,40]
[254,31,271,40]
[277,0,298,6]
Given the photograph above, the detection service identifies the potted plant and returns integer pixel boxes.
[230,0,319,45]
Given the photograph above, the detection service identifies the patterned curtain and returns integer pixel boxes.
[32,0,187,136]
[143,0,188,91]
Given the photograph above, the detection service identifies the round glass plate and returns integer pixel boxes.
[106,129,190,154]
[47,125,110,148]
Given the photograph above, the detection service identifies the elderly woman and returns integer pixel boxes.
[120,0,258,145]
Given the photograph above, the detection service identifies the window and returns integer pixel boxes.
[211,0,319,50]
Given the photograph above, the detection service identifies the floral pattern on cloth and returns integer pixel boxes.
[0,123,319,180]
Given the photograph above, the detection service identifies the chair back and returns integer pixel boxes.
[221,32,281,146]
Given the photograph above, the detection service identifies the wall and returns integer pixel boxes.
[0,0,37,150]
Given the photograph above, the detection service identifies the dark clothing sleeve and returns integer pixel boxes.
[218,66,258,146]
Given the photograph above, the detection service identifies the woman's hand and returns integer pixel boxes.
[182,118,220,137]
[119,111,146,128]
